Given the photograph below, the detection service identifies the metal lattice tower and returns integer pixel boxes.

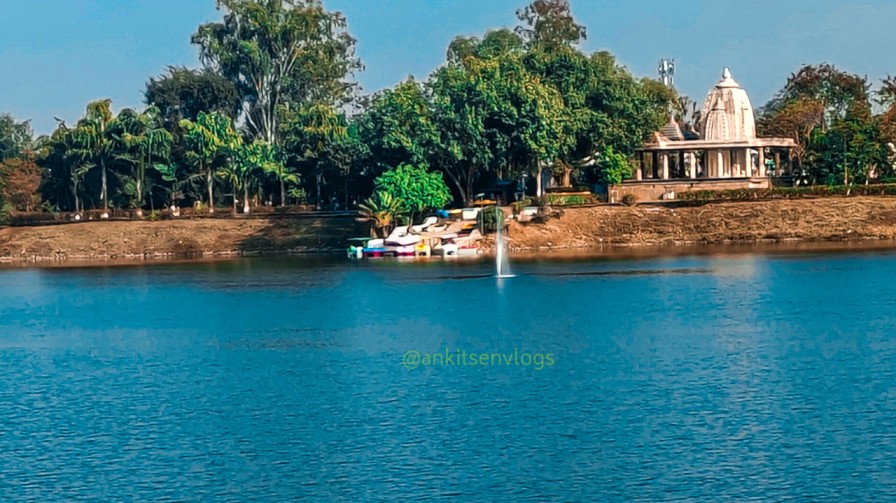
[658,59,675,88]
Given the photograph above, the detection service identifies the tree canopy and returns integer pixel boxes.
[0,114,34,162]
[145,66,241,125]
[759,64,891,184]
[16,0,896,221]
[374,164,451,216]
[192,0,361,146]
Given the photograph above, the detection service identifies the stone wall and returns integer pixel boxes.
[608,178,771,203]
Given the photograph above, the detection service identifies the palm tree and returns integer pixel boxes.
[357,191,406,237]
[70,99,115,211]
[221,140,278,214]
[113,107,172,216]
[180,112,240,213]
[37,124,89,213]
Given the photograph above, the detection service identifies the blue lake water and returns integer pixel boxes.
[2,249,896,501]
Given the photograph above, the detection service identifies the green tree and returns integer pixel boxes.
[193,0,361,149]
[281,103,352,207]
[597,146,631,184]
[0,113,34,162]
[876,76,896,175]
[70,99,116,211]
[180,111,241,212]
[515,0,586,47]
[145,66,241,126]
[374,164,451,225]
[111,107,173,215]
[524,47,673,188]
[758,97,825,169]
[356,79,438,174]
[357,190,406,237]
[222,139,281,214]
[430,31,568,200]
[759,64,875,183]
[37,123,90,212]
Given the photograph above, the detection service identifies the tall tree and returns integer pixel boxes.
[70,100,116,211]
[37,123,90,212]
[281,103,353,207]
[759,64,881,184]
[222,139,281,213]
[356,79,438,175]
[524,45,673,187]
[877,76,896,161]
[431,30,568,200]
[757,97,825,168]
[192,0,361,172]
[515,0,586,47]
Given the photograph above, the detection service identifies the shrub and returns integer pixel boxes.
[621,194,637,206]
[478,206,505,233]
[674,183,896,204]
[544,193,592,206]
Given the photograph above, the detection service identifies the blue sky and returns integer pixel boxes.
[2,0,896,134]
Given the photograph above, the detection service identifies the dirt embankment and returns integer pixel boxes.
[505,197,896,251]
[0,215,367,265]
[4,197,896,266]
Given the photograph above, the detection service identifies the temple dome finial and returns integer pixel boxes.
[699,67,755,140]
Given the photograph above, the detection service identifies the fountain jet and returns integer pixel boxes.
[495,215,514,278]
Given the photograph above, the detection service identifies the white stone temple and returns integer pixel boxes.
[611,68,797,202]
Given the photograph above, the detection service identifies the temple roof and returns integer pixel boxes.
[638,67,797,152]
[698,67,756,141]
[658,115,701,142]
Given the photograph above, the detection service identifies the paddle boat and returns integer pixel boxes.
[348,216,483,260]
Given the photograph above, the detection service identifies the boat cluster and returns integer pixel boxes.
[348,215,483,259]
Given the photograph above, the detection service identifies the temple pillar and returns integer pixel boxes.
[758,148,766,177]
[661,153,669,179]
[688,152,697,179]
[774,151,781,176]
[717,151,725,178]
[679,151,685,179]
[635,152,643,180]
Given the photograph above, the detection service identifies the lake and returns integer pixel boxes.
[2,248,896,501]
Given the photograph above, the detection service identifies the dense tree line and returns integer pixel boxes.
[0,0,674,218]
[758,64,896,186]
[5,0,893,221]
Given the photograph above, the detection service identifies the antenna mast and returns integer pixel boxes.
[658,58,675,88]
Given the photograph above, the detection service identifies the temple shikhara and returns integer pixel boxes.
[610,68,797,202]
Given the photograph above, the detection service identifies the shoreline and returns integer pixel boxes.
[2,235,896,270]
[5,196,896,268]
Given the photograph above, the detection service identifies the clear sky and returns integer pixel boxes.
[3,0,896,134]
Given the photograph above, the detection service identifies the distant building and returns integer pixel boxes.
[609,68,797,202]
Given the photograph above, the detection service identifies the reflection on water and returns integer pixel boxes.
[2,248,896,500]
